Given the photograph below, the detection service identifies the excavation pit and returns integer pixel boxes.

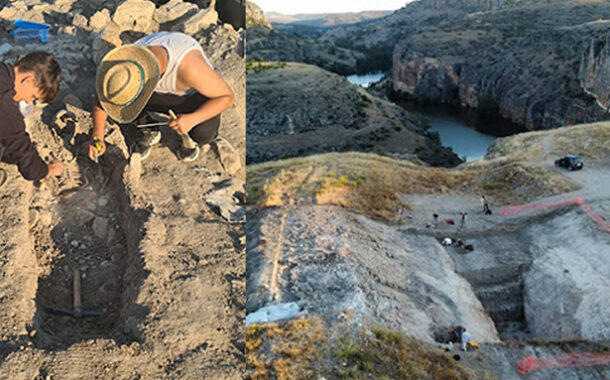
[30,154,147,348]
[443,206,609,342]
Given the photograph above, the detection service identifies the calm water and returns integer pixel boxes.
[346,72,384,88]
[401,103,526,161]
[346,73,525,161]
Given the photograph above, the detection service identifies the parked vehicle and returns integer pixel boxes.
[555,155,583,171]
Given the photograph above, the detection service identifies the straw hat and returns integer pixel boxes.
[96,44,160,123]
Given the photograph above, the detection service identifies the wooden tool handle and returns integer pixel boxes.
[170,109,197,149]
[73,269,82,311]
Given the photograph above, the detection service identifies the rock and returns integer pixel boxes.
[93,217,110,239]
[72,13,88,29]
[205,183,245,224]
[54,109,76,129]
[98,197,108,207]
[61,26,76,35]
[0,43,12,57]
[112,0,156,33]
[70,240,79,247]
[63,94,82,109]
[0,7,18,20]
[174,8,217,35]
[212,137,241,176]
[246,1,272,29]
[124,152,141,192]
[10,1,27,11]
[92,22,122,65]
[89,9,111,32]
[153,0,198,24]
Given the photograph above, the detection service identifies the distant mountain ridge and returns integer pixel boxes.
[266,10,393,26]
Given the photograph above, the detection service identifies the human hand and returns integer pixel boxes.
[167,113,196,136]
[88,137,106,161]
[47,160,63,177]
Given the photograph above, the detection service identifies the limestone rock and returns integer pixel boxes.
[92,22,122,66]
[153,0,198,24]
[61,26,76,35]
[0,7,18,20]
[174,8,217,35]
[72,13,88,29]
[246,1,271,29]
[212,137,241,176]
[112,0,156,33]
[205,179,245,224]
[89,9,111,32]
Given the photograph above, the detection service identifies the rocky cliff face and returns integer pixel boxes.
[246,27,363,75]
[246,1,271,29]
[319,0,610,131]
[580,34,610,112]
[391,1,610,131]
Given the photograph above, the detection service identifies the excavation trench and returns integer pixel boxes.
[459,263,530,341]
[442,211,569,342]
[29,151,148,348]
[442,206,607,342]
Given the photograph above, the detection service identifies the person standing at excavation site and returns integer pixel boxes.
[88,31,235,162]
[0,52,62,187]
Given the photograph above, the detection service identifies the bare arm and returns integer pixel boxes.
[89,95,108,160]
[169,51,235,135]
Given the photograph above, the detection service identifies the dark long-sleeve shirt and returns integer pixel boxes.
[0,63,48,181]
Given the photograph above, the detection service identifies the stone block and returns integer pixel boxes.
[91,22,122,65]
[174,8,217,35]
[153,0,198,24]
[112,0,156,33]
[72,13,88,29]
[89,9,111,32]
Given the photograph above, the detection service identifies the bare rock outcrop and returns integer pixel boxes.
[247,206,500,344]
[523,211,610,342]
[112,0,157,33]
[246,1,271,29]
[246,27,364,75]
[580,34,610,112]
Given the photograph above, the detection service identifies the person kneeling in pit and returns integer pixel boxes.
[88,31,235,162]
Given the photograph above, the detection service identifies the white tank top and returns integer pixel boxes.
[134,32,213,96]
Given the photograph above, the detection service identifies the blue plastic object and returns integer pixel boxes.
[11,29,49,44]
[9,19,50,44]
[13,19,50,30]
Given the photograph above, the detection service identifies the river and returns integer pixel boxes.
[346,73,525,161]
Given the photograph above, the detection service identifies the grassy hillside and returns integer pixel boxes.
[247,152,578,223]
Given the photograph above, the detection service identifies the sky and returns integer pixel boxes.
[253,0,412,15]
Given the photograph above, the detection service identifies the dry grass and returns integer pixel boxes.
[247,152,578,222]
[335,326,486,380]
[245,317,326,379]
[488,122,610,161]
[245,317,493,379]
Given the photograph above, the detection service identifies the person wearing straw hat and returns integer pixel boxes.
[89,31,235,162]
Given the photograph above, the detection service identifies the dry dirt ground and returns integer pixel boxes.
[0,4,245,379]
